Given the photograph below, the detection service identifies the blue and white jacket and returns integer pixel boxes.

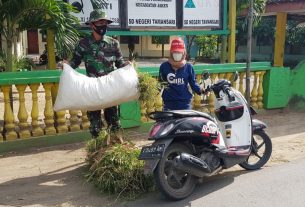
[159,61,201,104]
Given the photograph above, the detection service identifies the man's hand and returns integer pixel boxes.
[60,59,69,70]
[124,61,132,66]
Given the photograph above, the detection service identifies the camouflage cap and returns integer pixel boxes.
[85,10,113,25]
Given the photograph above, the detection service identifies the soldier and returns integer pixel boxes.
[69,10,130,142]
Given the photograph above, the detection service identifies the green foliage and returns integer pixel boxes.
[86,130,109,164]
[237,16,276,47]
[185,35,196,60]
[286,21,305,47]
[85,132,155,200]
[236,0,267,38]
[0,52,6,72]
[237,16,305,49]
[236,18,248,46]
[91,0,108,10]
[13,56,35,71]
[195,35,218,58]
[137,72,159,103]
[0,52,34,71]
[0,0,82,71]
[236,0,267,48]
[253,16,276,46]
[237,0,267,27]
[237,0,266,15]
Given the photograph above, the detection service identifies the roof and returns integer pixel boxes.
[267,0,305,3]
[264,0,305,18]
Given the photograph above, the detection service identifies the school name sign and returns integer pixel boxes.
[183,0,220,27]
[70,0,221,29]
[127,0,220,28]
[127,0,176,27]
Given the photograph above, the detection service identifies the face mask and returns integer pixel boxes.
[172,52,184,62]
[93,24,107,36]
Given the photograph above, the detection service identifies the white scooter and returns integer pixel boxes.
[139,72,272,200]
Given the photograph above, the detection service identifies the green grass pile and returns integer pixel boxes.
[137,72,159,103]
[85,131,155,200]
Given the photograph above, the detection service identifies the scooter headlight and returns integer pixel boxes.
[160,123,174,136]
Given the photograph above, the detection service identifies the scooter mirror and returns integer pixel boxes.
[202,71,210,80]
[232,71,239,82]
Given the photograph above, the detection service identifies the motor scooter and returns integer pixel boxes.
[139,72,272,200]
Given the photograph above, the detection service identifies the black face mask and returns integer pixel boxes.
[93,25,107,36]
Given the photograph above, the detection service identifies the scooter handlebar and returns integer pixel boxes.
[203,80,235,102]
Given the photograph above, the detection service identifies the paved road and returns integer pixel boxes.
[122,158,305,207]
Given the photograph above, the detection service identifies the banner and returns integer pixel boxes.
[183,0,220,27]
[69,0,120,26]
[127,0,176,27]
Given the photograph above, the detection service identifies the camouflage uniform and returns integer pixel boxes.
[70,35,125,138]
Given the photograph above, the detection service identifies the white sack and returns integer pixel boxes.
[54,63,139,111]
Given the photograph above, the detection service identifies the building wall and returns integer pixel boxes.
[14,33,177,59]
[1,31,39,57]
[4,30,305,65]
[119,36,179,58]
[1,33,24,57]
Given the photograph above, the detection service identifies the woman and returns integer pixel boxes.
[159,38,203,110]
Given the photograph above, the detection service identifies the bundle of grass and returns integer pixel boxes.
[86,130,109,165]
[137,72,159,103]
[85,131,155,200]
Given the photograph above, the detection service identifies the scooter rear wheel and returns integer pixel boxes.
[154,143,197,200]
[239,130,272,170]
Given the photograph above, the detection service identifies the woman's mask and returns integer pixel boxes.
[172,52,184,62]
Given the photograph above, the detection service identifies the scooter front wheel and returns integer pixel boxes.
[239,130,272,170]
[154,143,197,200]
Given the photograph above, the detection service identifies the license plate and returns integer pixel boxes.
[139,144,165,160]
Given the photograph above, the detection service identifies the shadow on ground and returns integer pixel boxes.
[0,164,115,207]
[120,169,252,207]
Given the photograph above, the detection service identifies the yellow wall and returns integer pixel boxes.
[120,36,179,58]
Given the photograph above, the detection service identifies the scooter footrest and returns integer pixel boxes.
[215,146,251,159]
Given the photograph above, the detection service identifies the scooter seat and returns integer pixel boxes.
[169,110,215,121]
[149,110,215,121]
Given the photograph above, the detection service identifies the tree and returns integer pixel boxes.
[195,35,218,59]
[253,16,276,52]
[185,35,196,61]
[237,0,267,25]
[235,0,268,53]
[152,36,170,58]
[0,0,80,72]
[286,20,305,49]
